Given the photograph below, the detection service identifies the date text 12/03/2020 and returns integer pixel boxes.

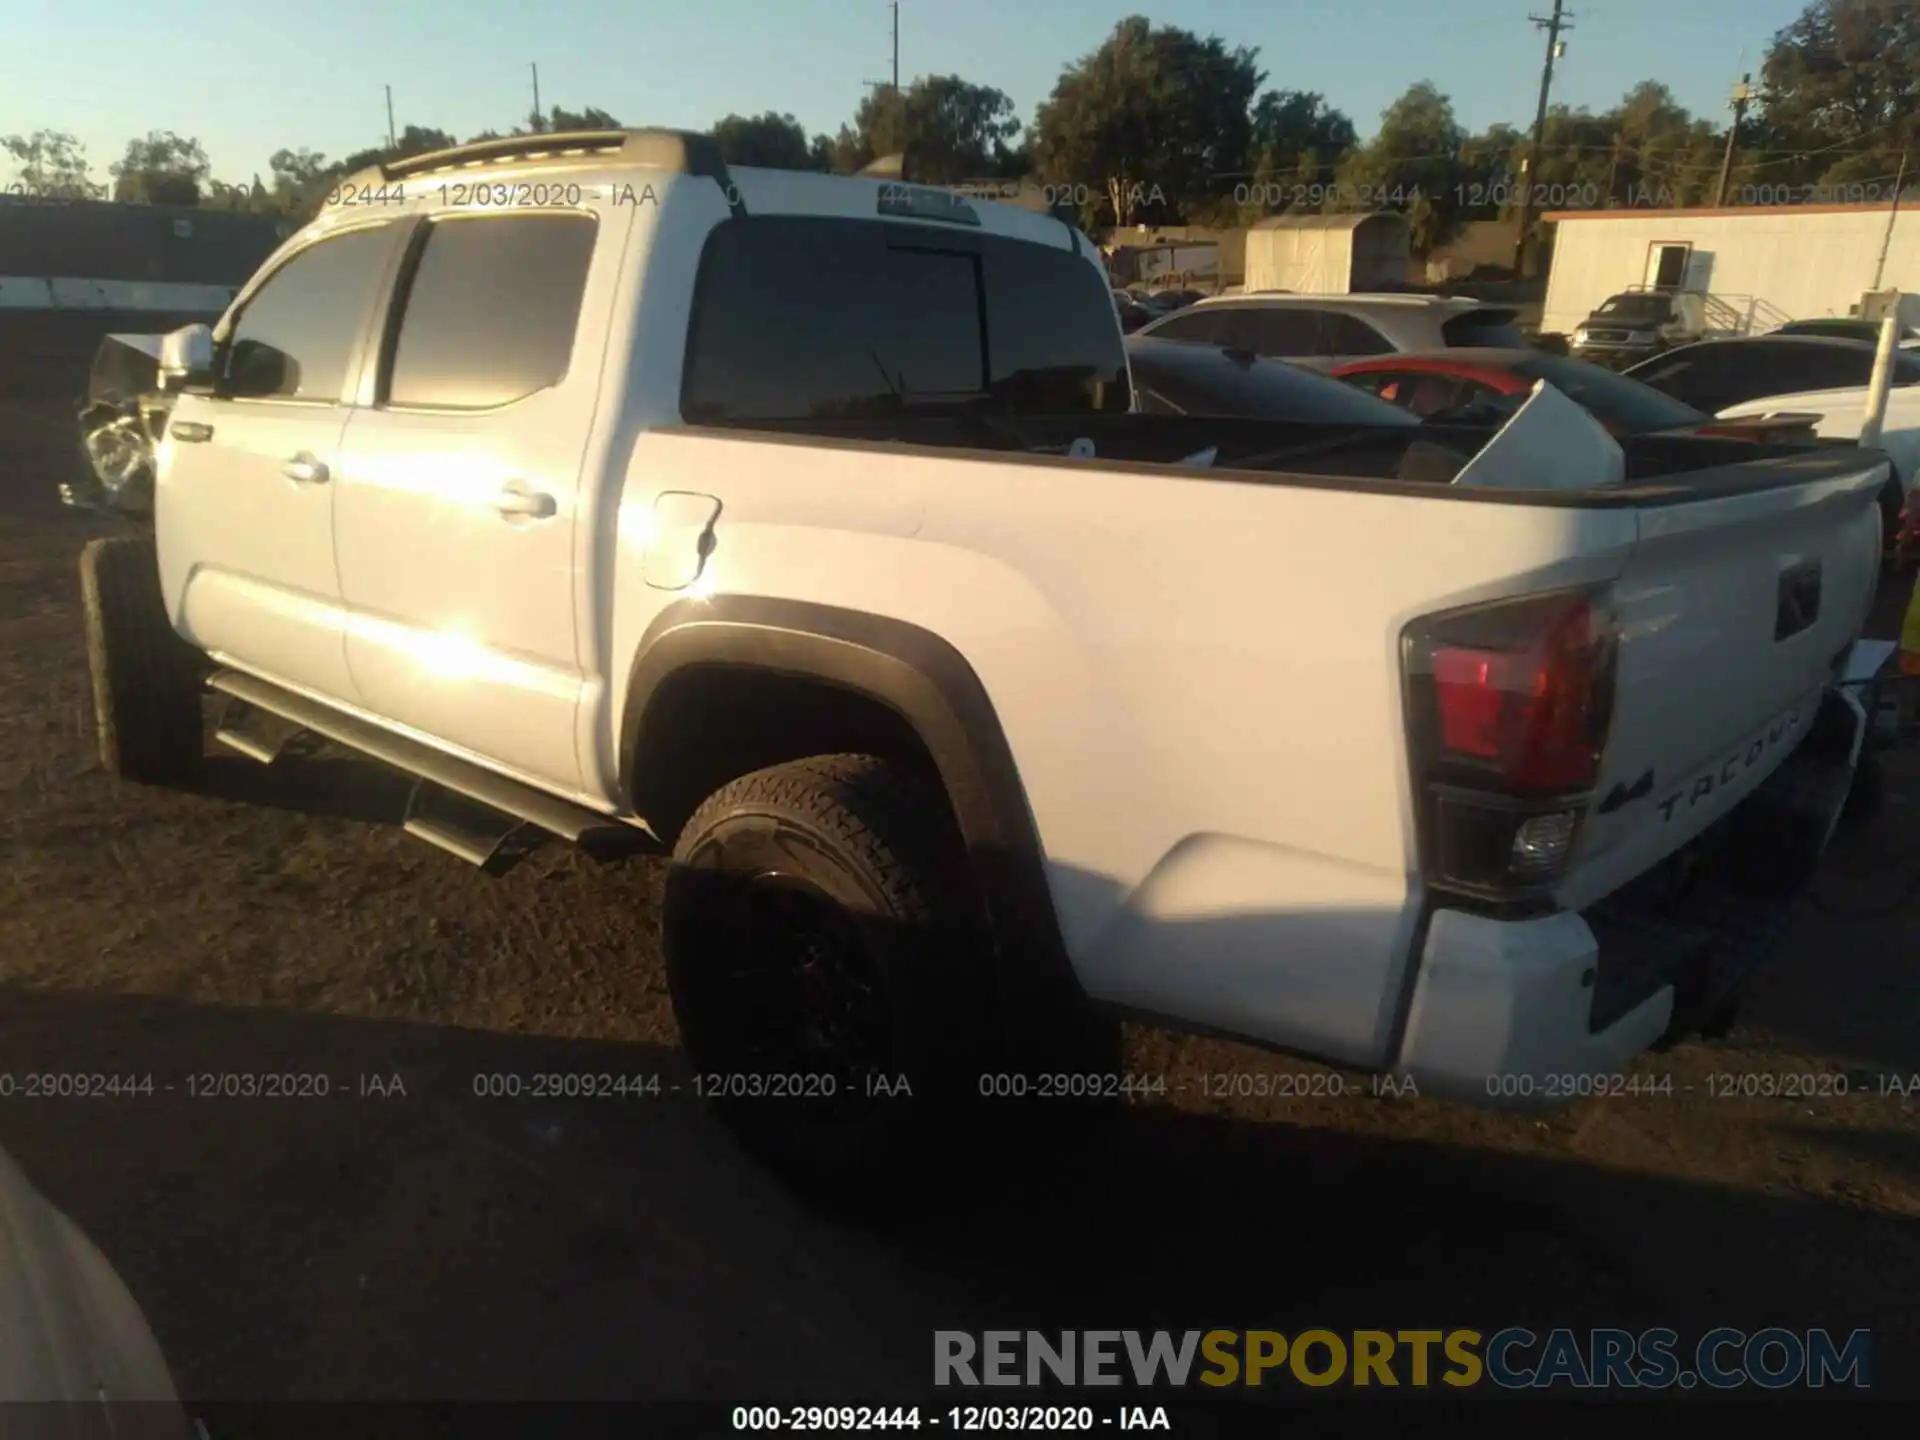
[732,1406,1175,1432]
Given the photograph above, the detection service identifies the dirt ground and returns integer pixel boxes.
[1,393,1918,1422]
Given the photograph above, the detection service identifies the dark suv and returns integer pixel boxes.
[1571,291,1693,366]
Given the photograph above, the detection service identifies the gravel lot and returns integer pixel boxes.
[1,391,1917,1419]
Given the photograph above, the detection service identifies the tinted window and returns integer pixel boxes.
[222,225,393,400]
[1741,341,1875,400]
[1450,380,1525,423]
[1441,309,1528,347]
[1145,310,1227,344]
[1387,372,1465,418]
[1245,308,1324,357]
[1509,353,1709,433]
[1126,343,1414,426]
[1626,346,1734,410]
[1324,313,1394,356]
[386,213,596,409]
[1595,294,1673,323]
[1778,320,1872,342]
[683,218,1128,421]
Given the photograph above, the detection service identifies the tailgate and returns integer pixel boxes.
[1557,451,1887,908]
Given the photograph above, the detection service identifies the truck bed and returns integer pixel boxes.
[679,412,1879,498]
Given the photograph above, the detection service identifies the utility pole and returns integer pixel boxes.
[385,85,397,150]
[1512,0,1573,278]
[530,63,543,133]
[1873,152,1909,292]
[1712,74,1753,208]
[863,3,901,95]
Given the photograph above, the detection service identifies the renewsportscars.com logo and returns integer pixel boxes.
[934,1328,1872,1391]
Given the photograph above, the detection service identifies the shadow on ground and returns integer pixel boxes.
[0,983,1909,1411]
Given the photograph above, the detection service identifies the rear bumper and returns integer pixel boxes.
[1396,685,1864,1108]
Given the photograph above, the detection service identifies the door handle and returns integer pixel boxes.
[282,455,329,485]
[492,486,557,520]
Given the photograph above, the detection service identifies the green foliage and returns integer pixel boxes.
[829,74,1023,182]
[1,129,104,199]
[1760,0,1917,188]
[1032,16,1263,229]
[108,131,209,206]
[711,113,830,171]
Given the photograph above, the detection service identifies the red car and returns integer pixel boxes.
[1330,349,1819,444]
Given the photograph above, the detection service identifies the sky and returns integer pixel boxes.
[1,0,1814,190]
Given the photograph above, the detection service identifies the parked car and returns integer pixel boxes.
[1331,349,1822,443]
[1137,287,1208,314]
[1629,336,1920,547]
[83,128,1889,1202]
[1136,292,1528,371]
[1126,335,1419,425]
[1570,290,1697,365]
[1111,290,1155,333]
[1773,317,1920,348]
[0,1145,193,1434]
[1624,335,1920,415]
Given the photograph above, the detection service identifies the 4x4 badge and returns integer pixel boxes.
[1596,769,1654,814]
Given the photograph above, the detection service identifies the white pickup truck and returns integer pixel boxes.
[78,130,1887,1191]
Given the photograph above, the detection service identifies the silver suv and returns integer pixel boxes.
[1135,293,1527,371]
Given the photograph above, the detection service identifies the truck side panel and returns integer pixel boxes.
[605,434,1640,1068]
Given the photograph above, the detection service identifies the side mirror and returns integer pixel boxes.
[157,324,216,394]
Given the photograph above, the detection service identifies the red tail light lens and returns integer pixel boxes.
[1405,588,1621,905]
[1416,592,1617,794]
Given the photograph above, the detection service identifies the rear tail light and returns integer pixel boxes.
[1404,587,1620,905]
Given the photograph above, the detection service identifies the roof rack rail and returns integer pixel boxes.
[335,128,744,215]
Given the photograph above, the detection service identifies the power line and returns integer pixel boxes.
[1513,0,1574,276]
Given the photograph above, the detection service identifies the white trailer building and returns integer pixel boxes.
[1540,201,1919,338]
[1243,212,1411,294]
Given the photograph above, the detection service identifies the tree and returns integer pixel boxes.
[110,131,211,205]
[1,129,104,198]
[712,112,826,170]
[829,74,1024,182]
[1032,15,1263,228]
[336,125,458,176]
[267,147,332,211]
[1760,0,1919,187]
[1335,82,1466,253]
[1229,90,1359,222]
[544,106,621,132]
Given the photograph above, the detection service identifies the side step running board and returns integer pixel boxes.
[212,696,306,764]
[206,669,651,867]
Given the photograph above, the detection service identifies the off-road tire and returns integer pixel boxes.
[80,535,204,784]
[663,754,999,1201]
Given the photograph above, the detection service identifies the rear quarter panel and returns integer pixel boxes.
[606,439,1638,1068]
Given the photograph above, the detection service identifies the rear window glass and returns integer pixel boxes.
[1441,309,1527,347]
[1509,353,1709,433]
[1128,346,1414,426]
[682,218,1129,422]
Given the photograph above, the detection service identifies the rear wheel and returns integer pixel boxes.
[662,754,999,1201]
[79,535,204,784]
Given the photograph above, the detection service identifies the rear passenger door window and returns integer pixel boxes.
[1323,313,1394,359]
[384,212,597,409]
[221,225,396,402]
[1245,309,1324,359]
